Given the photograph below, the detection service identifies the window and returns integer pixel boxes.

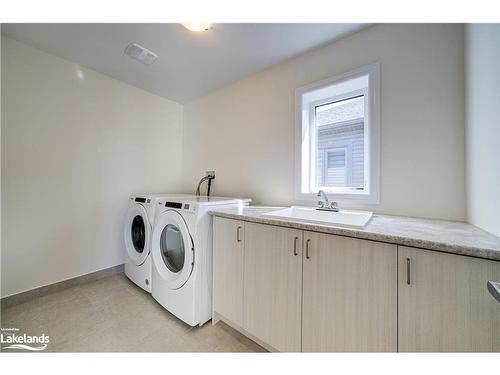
[295,63,380,204]
[320,147,347,187]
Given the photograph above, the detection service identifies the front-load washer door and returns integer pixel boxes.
[124,203,151,266]
[152,210,194,290]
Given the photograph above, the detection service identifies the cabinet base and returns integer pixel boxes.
[212,311,279,353]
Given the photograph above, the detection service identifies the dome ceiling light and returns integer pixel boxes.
[181,23,213,32]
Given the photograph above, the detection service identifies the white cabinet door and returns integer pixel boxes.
[243,222,303,352]
[398,246,500,352]
[302,231,397,352]
[213,217,245,326]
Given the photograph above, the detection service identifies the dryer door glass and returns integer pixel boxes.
[131,215,145,253]
[159,224,185,273]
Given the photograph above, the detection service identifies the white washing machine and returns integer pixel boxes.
[123,193,195,292]
[151,196,250,326]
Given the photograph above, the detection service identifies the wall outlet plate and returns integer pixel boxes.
[206,170,216,179]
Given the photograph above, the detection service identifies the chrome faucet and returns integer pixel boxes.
[317,190,339,212]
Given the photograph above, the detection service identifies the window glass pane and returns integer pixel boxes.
[326,150,346,187]
[316,96,364,125]
[327,150,345,168]
[315,95,365,190]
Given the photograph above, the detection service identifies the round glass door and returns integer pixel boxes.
[131,215,146,253]
[160,224,185,273]
[124,203,151,266]
[152,210,194,289]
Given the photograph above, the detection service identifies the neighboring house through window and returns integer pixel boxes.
[295,63,380,204]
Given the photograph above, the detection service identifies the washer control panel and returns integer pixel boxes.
[131,196,152,206]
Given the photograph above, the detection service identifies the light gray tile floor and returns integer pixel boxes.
[1,273,266,352]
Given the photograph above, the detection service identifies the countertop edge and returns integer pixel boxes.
[209,210,500,262]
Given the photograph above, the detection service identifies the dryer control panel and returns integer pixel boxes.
[159,200,197,213]
[164,201,182,209]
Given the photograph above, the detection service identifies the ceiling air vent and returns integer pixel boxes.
[124,43,158,65]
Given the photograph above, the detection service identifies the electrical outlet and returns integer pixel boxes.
[206,170,216,179]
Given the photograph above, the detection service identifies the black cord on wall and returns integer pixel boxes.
[195,175,215,197]
[207,177,213,197]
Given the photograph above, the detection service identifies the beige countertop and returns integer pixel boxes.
[209,206,500,261]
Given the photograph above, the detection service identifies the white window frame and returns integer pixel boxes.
[294,63,380,206]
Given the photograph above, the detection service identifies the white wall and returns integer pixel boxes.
[1,37,184,297]
[465,24,500,236]
[182,24,466,221]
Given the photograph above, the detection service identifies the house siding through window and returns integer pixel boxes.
[315,96,365,189]
[316,121,365,188]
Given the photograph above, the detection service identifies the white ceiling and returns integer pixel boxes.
[2,23,369,103]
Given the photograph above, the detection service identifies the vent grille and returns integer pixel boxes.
[124,43,158,65]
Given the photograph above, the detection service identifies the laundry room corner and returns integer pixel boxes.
[0,37,185,298]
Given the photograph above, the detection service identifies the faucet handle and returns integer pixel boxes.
[330,201,339,211]
[317,200,325,208]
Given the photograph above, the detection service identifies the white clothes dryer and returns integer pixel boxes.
[151,196,250,326]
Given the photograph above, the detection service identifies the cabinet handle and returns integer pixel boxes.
[306,239,311,259]
[406,257,411,285]
[237,226,242,242]
[487,281,500,303]
[293,236,299,256]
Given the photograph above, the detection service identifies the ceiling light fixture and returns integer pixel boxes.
[182,23,212,32]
